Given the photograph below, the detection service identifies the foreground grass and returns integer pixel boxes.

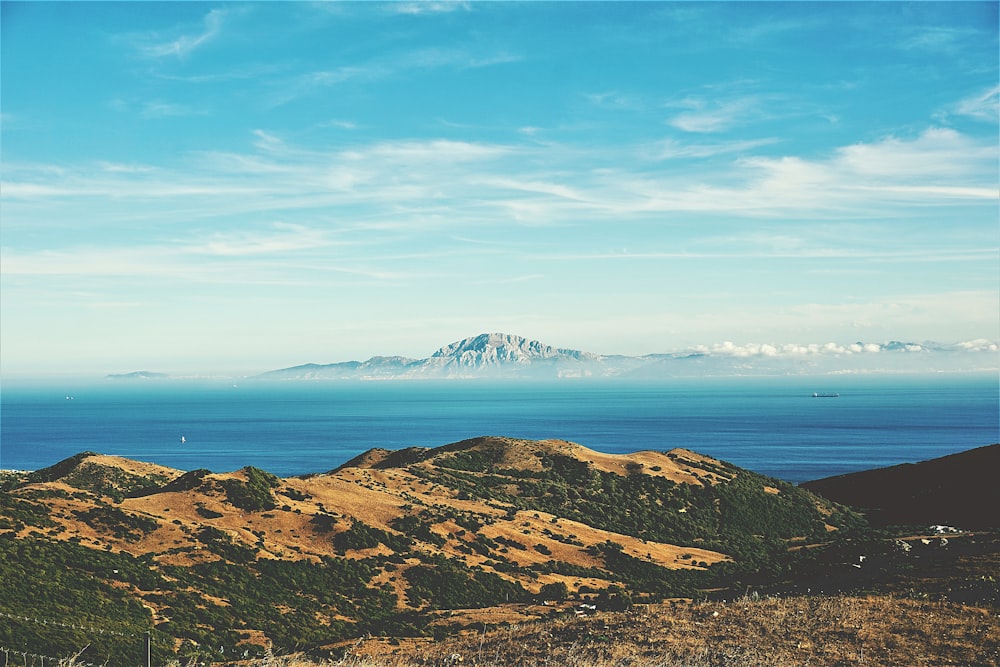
[210,593,998,667]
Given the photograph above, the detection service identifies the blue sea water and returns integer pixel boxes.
[1,376,997,483]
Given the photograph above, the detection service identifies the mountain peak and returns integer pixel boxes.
[433,333,557,365]
[431,332,597,368]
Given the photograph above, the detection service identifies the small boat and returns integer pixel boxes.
[180,436,187,444]
[812,392,840,398]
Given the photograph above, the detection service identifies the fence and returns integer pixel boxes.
[0,612,151,667]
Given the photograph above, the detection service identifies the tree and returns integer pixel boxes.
[538,581,569,601]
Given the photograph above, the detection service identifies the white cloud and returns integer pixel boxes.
[587,91,643,111]
[666,95,763,133]
[689,340,967,358]
[653,137,779,160]
[187,223,335,257]
[631,127,998,216]
[955,339,1000,353]
[268,47,517,107]
[141,101,208,119]
[899,26,981,54]
[351,139,512,164]
[2,125,995,242]
[390,2,471,15]
[321,119,360,130]
[835,127,995,179]
[135,8,227,59]
[97,161,156,174]
[954,85,1000,123]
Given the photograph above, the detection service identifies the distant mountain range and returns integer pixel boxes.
[254,332,997,381]
[106,370,170,380]
[257,333,629,380]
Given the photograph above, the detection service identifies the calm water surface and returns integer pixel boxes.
[1,376,997,483]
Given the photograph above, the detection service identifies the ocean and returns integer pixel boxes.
[1,375,997,484]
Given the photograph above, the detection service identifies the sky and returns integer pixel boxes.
[1,1,998,376]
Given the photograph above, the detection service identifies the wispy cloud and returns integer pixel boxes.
[141,101,209,119]
[652,137,780,160]
[389,2,471,16]
[268,65,384,107]
[96,161,156,174]
[898,25,982,55]
[267,47,519,107]
[954,85,1000,123]
[320,119,360,130]
[3,124,995,233]
[633,127,998,216]
[133,8,228,59]
[587,91,644,111]
[729,17,823,44]
[186,223,336,257]
[667,96,759,133]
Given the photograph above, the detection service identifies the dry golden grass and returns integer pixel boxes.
[12,446,730,594]
[242,594,998,667]
[9,448,999,666]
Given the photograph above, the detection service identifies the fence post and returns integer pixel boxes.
[145,632,151,667]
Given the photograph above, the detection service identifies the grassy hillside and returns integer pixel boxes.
[0,437,979,664]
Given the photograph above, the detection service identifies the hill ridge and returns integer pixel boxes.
[801,443,1000,529]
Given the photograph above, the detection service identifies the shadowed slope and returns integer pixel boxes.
[802,444,1000,529]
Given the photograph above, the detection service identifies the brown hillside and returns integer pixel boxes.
[347,436,733,486]
[1,437,868,662]
[4,440,735,596]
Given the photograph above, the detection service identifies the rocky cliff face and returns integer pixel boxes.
[431,333,599,368]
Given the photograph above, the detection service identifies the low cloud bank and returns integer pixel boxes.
[688,339,998,358]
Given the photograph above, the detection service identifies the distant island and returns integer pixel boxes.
[105,370,169,380]
[255,332,997,380]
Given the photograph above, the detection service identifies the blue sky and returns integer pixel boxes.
[1,1,998,375]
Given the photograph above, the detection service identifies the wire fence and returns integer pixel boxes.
[0,611,153,667]
[0,612,144,639]
[0,646,101,667]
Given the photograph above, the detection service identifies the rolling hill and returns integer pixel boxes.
[0,437,862,663]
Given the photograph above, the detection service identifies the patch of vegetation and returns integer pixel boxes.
[220,467,280,511]
[309,513,339,533]
[0,534,169,664]
[538,581,569,601]
[412,452,860,571]
[280,486,311,501]
[24,455,171,502]
[72,506,159,542]
[403,555,528,609]
[0,471,30,493]
[195,505,224,519]
[0,494,55,530]
[334,519,412,554]
[131,468,211,497]
[196,526,256,564]
[436,447,507,473]
[390,515,446,547]
[0,526,410,664]
[25,452,101,484]
[586,540,706,599]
